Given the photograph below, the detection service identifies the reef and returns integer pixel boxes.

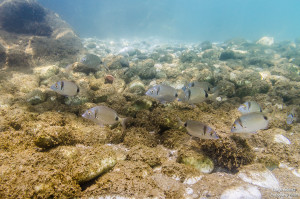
[0,26,300,198]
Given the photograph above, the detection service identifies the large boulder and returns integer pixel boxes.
[0,0,83,67]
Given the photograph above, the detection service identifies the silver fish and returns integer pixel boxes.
[286,108,297,125]
[82,105,127,129]
[145,84,178,103]
[50,80,79,96]
[178,118,219,139]
[231,112,269,133]
[180,87,209,104]
[238,101,262,114]
[188,81,215,93]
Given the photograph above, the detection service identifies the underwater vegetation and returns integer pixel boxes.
[0,1,300,198]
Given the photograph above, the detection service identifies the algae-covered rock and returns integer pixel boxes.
[219,50,245,60]
[178,150,214,174]
[128,79,146,95]
[33,65,59,81]
[123,127,159,147]
[83,161,164,198]
[257,155,279,171]
[0,150,81,198]
[26,89,47,105]
[34,126,77,149]
[106,55,129,69]
[127,144,167,167]
[0,43,6,68]
[161,161,200,182]
[161,129,190,149]
[73,53,102,74]
[201,41,213,51]
[138,67,157,80]
[201,136,255,171]
[53,145,127,183]
[180,50,198,63]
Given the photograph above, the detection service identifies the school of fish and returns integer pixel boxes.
[49,79,280,140]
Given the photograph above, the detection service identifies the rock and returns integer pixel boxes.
[137,60,157,80]
[10,73,39,93]
[178,150,214,174]
[180,50,198,63]
[0,0,52,36]
[238,164,280,189]
[33,65,59,81]
[106,56,129,70]
[52,145,126,183]
[73,53,102,74]
[34,126,77,149]
[200,41,213,51]
[219,50,245,60]
[0,43,6,68]
[128,80,145,95]
[220,185,261,199]
[0,0,83,67]
[127,144,167,167]
[6,48,31,67]
[217,80,236,97]
[26,89,47,105]
[159,53,173,63]
[256,36,274,46]
[274,134,291,145]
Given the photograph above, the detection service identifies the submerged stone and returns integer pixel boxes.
[179,150,214,174]
[238,164,280,189]
[220,185,261,199]
[26,89,47,105]
[73,54,102,74]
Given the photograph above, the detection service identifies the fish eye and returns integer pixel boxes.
[88,111,91,115]
[150,90,154,94]
[55,83,58,88]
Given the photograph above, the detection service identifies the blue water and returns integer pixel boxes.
[38,0,300,42]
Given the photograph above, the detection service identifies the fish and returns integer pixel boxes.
[187,81,216,93]
[80,56,87,63]
[238,101,262,114]
[145,84,178,103]
[180,86,217,105]
[82,105,128,129]
[50,80,79,96]
[231,112,269,133]
[286,108,297,125]
[178,118,219,139]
